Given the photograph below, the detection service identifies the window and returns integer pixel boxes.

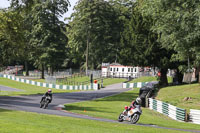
[128,68,130,72]
[114,68,116,72]
[135,68,137,72]
[122,68,124,72]
[131,68,133,72]
[117,68,119,71]
[110,68,112,71]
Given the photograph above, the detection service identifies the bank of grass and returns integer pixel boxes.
[128,76,173,83]
[0,78,75,96]
[156,83,200,111]
[33,77,127,86]
[102,78,127,86]
[0,109,184,133]
[64,88,200,131]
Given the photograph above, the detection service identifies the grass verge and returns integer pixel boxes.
[128,76,172,83]
[0,78,76,96]
[32,77,127,87]
[0,108,183,133]
[64,88,200,131]
[156,83,200,111]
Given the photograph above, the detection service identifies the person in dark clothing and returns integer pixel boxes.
[40,89,53,103]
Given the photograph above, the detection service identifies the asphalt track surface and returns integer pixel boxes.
[0,83,200,132]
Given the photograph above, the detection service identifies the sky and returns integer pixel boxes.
[0,0,78,22]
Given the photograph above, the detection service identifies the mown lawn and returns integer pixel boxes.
[0,109,183,133]
[64,88,200,131]
[0,78,75,96]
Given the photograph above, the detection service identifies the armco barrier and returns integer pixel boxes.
[149,98,186,122]
[122,82,147,88]
[190,109,200,124]
[0,74,98,90]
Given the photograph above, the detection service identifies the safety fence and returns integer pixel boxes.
[189,109,200,124]
[122,82,147,88]
[149,98,186,122]
[0,74,98,90]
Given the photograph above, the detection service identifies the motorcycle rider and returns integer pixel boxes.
[124,97,142,114]
[40,89,53,104]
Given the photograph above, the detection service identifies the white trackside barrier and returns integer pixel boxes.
[190,109,200,124]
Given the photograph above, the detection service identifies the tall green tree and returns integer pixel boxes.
[67,0,121,72]
[9,0,35,76]
[0,10,25,66]
[119,1,178,86]
[28,0,69,78]
[142,0,200,72]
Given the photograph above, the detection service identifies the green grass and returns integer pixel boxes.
[128,76,172,83]
[156,83,200,111]
[129,76,158,83]
[64,88,200,131]
[102,78,127,87]
[32,77,127,87]
[31,76,90,85]
[0,78,76,96]
[0,109,184,133]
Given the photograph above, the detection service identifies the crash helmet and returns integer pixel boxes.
[48,89,52,93]
[136,97,141,105]
[124,106,128,110]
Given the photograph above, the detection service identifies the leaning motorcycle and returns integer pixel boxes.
[40,96,51,109]
[118,105,142,124]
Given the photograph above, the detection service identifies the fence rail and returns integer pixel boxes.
[122,82,147,88]
[190,109,200,124]
[149,98,186,122]
[0,74,98,90]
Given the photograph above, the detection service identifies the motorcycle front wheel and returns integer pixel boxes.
[118,113,124,122]
[130,113,140,124]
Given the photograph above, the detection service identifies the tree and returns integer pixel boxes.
[142,0,200,73]
[118,1,178,86]
[67,0,121,72]
[8,0,35,76]
[28,0,69,78]
[0,10,25,66]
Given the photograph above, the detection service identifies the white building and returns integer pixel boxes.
[101,63,140,78]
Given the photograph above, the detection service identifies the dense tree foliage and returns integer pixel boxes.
[1,0,200,84]
[0,10,25,66]
[142,0,200,70]
[3,0,70,78]
[67,0,121,71]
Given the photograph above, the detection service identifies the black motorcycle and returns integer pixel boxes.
[40,96,51,109]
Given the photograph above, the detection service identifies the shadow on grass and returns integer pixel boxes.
[0,108,14,112]
[64,105,115,113]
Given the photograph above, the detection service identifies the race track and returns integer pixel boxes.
[0,83,200,132]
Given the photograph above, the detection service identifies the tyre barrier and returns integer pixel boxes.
[149,98,186,122]
[190,109,200,124]
[0,74,98,90]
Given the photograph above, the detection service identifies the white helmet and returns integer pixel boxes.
[136,97,141,105]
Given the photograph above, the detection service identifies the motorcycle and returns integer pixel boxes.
[40,96,51,109]
[118,105,142,124]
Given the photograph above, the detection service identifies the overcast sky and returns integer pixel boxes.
[0,0,78,22]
